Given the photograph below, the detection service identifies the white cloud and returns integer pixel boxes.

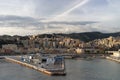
[0,0,119,35]
[0,0,36,17]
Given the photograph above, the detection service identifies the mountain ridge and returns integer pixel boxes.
[37,32,120,42]
[0,32,119,42]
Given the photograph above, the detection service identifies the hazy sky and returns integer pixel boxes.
[0,0,120,35]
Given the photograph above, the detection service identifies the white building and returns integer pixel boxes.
[46,57,55,64]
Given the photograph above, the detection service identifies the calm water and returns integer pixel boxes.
[0,59,120,80]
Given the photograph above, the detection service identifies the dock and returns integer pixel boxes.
[5,57,66,76]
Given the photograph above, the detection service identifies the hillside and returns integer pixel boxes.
[37,32,120,42]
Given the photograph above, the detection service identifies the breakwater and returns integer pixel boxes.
[5,57,66,76]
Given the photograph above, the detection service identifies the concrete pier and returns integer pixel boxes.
[5,57,66,76]
[106,57,120,63]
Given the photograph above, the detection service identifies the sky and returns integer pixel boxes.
[0,0,120,35]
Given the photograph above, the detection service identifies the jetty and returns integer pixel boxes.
[5,56,66,76]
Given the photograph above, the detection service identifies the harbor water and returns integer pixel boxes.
[0,59,120,80]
